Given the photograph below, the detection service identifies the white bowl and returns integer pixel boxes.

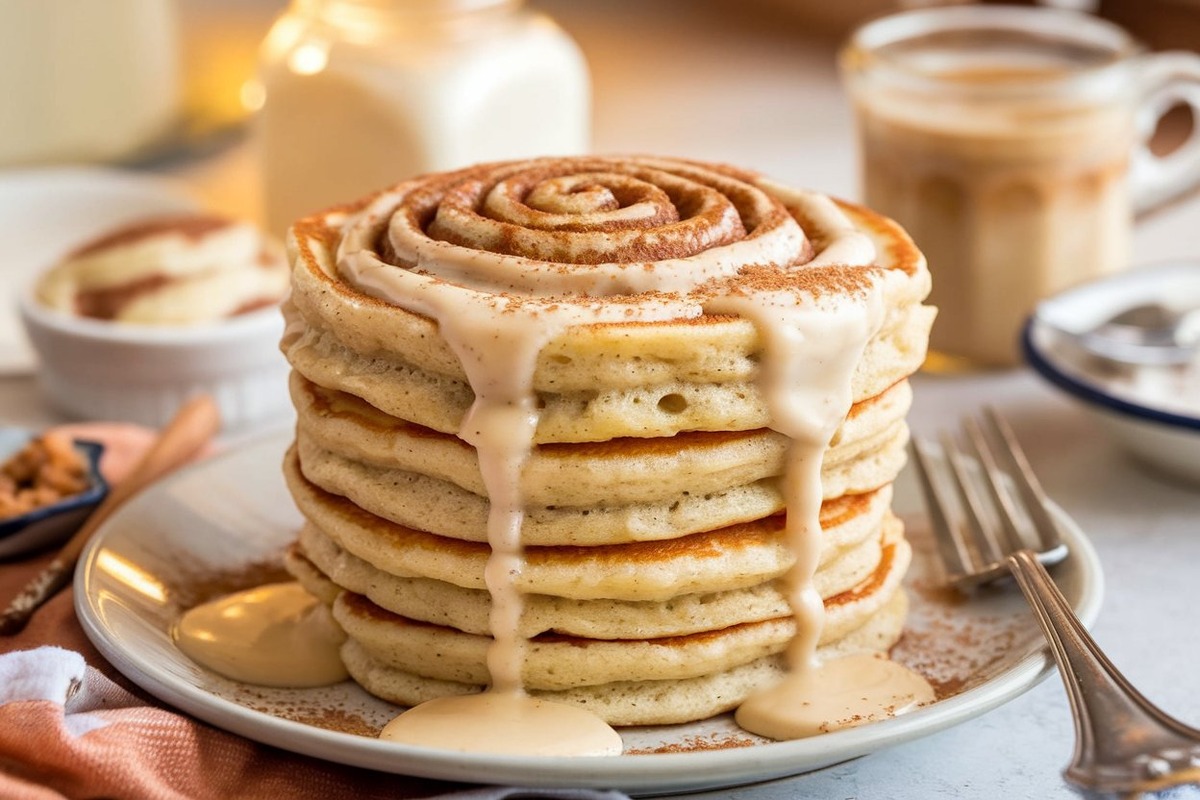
[1023,261,1200,486]
[0,167,199,375]
[19,288,292,434]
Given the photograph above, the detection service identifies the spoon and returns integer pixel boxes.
[1068,301,1200,366]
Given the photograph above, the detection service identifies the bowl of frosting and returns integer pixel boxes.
[1023,260,1200,485]
[20,213,293,432]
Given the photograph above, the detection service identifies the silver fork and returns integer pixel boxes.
[910,408,1200,796]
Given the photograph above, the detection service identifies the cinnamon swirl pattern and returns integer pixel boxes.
[281,156,935,726]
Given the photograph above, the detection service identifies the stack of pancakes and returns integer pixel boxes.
[280,156,935,726]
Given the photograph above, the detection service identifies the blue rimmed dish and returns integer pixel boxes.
[1023,261,1200,486]
[0,429,108,558]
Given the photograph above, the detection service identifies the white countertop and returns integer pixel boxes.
[4,2,1200,797]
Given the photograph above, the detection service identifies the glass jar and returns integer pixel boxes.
[841,6,1200,368]
[256,0,591,236]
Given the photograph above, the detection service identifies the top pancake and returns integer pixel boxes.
[282,157,935,443]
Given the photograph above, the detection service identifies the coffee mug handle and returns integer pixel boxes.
[1131,52,1200,215]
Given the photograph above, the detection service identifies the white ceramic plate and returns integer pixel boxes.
[75,431,1103,796]
[0,167,198,374]
[1024,261,1200,485]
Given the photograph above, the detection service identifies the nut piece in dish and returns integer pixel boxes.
[0,431,90,519]
[0,428,107,558]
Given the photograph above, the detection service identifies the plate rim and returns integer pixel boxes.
[74,430,1105,795]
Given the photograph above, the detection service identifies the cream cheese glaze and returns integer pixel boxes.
[379,693,623,756]
[172,582,348,688]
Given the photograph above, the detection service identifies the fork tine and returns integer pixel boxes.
[982,408,1064,555]
[940,429,1005,567]
[962,416,1033,557]
[914,410,1069,592]
[908,438,974,582]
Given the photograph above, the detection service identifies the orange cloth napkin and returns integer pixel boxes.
[0,548,463,800]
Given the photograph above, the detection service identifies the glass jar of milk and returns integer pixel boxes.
[256,0,591,236]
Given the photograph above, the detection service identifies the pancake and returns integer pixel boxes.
[285,448,897,604]
[282,161,933,446]
[336,591,910,727]
[289,372,913,508]
[292,423,907,547]
[287,510,906,642]
[284,449,891,601]
[277,155,935,728]
[326,529,910,725]
[284,214,933,444]
[283,320,932,444]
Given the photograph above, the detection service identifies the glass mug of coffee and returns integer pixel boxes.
[841,6,1200,368]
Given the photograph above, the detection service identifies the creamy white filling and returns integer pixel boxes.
[38,219,288,324]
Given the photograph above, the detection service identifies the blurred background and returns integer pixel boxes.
[2,0,1196,225]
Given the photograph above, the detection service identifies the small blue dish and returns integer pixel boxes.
[0,430,108,558]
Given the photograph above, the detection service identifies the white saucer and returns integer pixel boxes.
[74,431,1103,795]
[0,166,198,374]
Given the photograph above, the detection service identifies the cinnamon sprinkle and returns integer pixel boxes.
[74,274,173,320]
[626,731,760,754]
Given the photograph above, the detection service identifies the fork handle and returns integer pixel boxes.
[1006,549,1200,794]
